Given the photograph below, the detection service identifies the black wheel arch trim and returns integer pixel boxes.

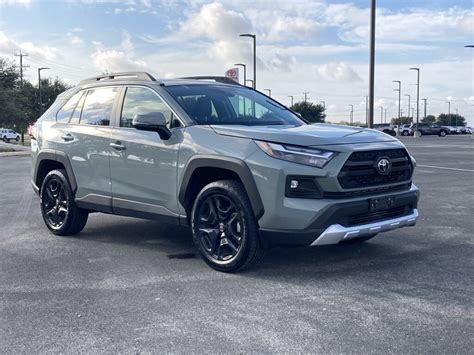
[34,149,78,193]
[179,155,265,220]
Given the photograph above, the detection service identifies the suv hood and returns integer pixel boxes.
[210,123,397,146]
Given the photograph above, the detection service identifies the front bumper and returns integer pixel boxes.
[310,208,418,245]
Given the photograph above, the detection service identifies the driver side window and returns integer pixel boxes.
[121,87,176,128]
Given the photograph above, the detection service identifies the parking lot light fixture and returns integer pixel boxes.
[264,89,271,97]
[349,104,354,125]
[239,34,256,89]
[393,80,401,120]
[287,95,294,107]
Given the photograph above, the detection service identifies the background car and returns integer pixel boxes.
[410,123,449,137]
[0,128,20,142]
[398,124,412,136]
[372,123,396,136]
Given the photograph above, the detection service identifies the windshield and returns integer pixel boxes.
[165,84,305,126]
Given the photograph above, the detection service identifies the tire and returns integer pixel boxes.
[341,234,377,244]
[402,131,409,136]
[15,136,19,142]
[3,136,8,142]
[439,130,447,137]
[191,180,264,272]
[40,169,88,236]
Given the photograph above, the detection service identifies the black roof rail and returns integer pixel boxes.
[79,72,156,85]
[179,76,242,86]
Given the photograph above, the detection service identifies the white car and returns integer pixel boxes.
[398,124,412,136]
[0,128,20,142]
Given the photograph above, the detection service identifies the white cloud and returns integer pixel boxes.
[0,0,31,5]
[314,62,362,83]
[91,49,146,72]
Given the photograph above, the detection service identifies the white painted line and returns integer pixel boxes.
[417,164,474,172]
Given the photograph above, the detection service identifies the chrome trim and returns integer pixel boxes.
[310,209,418,246]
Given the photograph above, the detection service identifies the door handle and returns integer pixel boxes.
[61,133,74,142]
[110,142,126,151]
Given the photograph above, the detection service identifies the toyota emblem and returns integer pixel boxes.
[376,157,392,175]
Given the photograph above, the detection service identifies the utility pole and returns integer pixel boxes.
[14,51,29,87]
[303,91,309,103]
[38,67,50,110]
[368,0,376,128]
[287,95,294,107]
[384,108,387,124]
[422,98,427,120]
[239,34,256,89]
[264,89,271,97]
[379,106,383,123]
[409,68,420,138]
[446,101,451,125]
[393,80,401,120]
[349,104,354,125]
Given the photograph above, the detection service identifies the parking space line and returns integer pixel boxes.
[417,164,474,172]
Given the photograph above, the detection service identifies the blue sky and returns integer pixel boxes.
[0,0,473,124]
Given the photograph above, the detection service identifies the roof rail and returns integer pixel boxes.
[179,76,242,86]
[79,72,156,85]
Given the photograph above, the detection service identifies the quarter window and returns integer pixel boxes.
[121,87,175,128]
[56,91,83,123]
[80,87,117,126]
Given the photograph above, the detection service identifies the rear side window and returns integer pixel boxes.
[70,93,86,125]
[120,87,174,128]
[56,92,83,122]
[80,87,118,126]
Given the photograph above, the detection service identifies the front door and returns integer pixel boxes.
[109,86,183,220]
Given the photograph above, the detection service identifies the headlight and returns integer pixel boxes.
[255,141,337,168]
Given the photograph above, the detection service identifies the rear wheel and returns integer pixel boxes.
[439,130,447,137]
[40,169,88,236]
[3,136,8,142]
[191,180,264,272]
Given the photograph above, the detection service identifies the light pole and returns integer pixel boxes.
[287,95,294,107]
[379,106,383,124]
[239,34,256,89]
[365,95,368,126]
[384,108,387,123]
[245,79,254,87]
[393,80,401,120]
[349,104,354,124]
[234,63,246,85]
[421,98,427,120]
[404,94,411,119]
[368,0,376,128]
[446,101,451,125]
[264,89,271,97]
[319,101,326,110]
[410,67,420,138]
[38,67,50,109]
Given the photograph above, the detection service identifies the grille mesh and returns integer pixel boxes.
[338,149,413,189]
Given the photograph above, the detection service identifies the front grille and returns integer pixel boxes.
[338,149,413,189]
[346,206,409,226]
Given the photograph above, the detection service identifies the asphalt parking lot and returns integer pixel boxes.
[1,136,473,353]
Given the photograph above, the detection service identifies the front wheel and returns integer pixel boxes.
[439,130,447,137]
[3,136,8,142]
[15,136,19,142]
[40,169,88,236]
[402,131,409,136]
[191,180,264,272]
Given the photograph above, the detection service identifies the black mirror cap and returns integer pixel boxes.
[132,112,172,140]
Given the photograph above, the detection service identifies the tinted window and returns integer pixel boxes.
[56,91,83,123]
[80,87,117,126]
[120,87,174,128]
[165,85,304,126]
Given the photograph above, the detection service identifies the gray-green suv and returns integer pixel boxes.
[31,72,419,272]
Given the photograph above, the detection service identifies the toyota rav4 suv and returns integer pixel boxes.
[31,72,419,272]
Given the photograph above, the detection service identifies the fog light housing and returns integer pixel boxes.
[285,176,323,199]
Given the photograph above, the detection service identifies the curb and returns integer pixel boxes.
[0,151,31,157]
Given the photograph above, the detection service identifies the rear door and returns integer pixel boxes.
[109,86,184,219]
[57,86,119,205]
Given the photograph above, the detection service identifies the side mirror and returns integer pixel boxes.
[133,112,171,140]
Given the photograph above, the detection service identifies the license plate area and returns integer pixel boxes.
[369,196,395,212]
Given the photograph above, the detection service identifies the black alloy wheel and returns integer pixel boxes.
[42,177,69,230]
[196,194,244,262]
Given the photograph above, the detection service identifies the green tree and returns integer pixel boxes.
[391,116,413,126]
[290,101,325,123]
[437,113,466,127]
[421,115,436,123]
